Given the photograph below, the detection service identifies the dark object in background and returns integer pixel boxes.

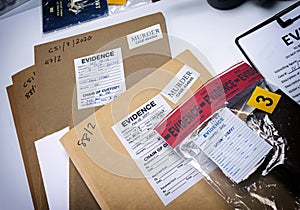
[42,0,108,33]
[207,0,246,10]
[5,0,16,5]
[0,0,6,11]
[0,0,29,16]
[207,0,275,10]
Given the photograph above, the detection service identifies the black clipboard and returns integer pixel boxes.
[235,1,300,105]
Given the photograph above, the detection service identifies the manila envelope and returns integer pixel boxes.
[60,50,231,209]
[7,66,99,209]
[34,12,171,135]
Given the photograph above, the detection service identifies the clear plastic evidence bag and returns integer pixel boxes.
[155,61,300,209]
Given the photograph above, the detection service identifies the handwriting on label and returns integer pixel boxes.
[44,55,62,65]
[47,36,93,53]
[44,35,92,65]
[23,71,36,100]
[77,122,96,147]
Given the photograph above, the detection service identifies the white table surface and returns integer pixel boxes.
[0,0,296,209]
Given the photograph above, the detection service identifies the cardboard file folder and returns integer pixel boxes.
[60,50,231,209]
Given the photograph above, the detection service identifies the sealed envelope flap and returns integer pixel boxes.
[35,12,171,136]
[60,50,231,209]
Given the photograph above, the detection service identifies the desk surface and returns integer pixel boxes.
[0,0,295,209]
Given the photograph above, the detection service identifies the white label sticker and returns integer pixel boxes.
[127,24,163,50]
[112,95,202,205]
[74,48,126,109]
[161,65,200,104]
[194,108,272,184]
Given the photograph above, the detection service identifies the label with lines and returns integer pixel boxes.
[193,107,272,183]
[74,47,126,109]
[112,94,203,205]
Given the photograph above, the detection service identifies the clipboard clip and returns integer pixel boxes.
[275,2,300,28]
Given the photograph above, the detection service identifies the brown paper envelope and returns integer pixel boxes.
[34,12,171,135]
[69,160,100,209]
[7,66,49,209]
[8,66,100,210]
[60,50,232,209]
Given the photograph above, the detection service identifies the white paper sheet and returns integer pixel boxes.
[35,127,70,210]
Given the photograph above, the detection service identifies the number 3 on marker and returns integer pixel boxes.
[255,95,273,106]
[247,86,281,114]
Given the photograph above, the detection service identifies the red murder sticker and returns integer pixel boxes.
[155,62,264,148]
